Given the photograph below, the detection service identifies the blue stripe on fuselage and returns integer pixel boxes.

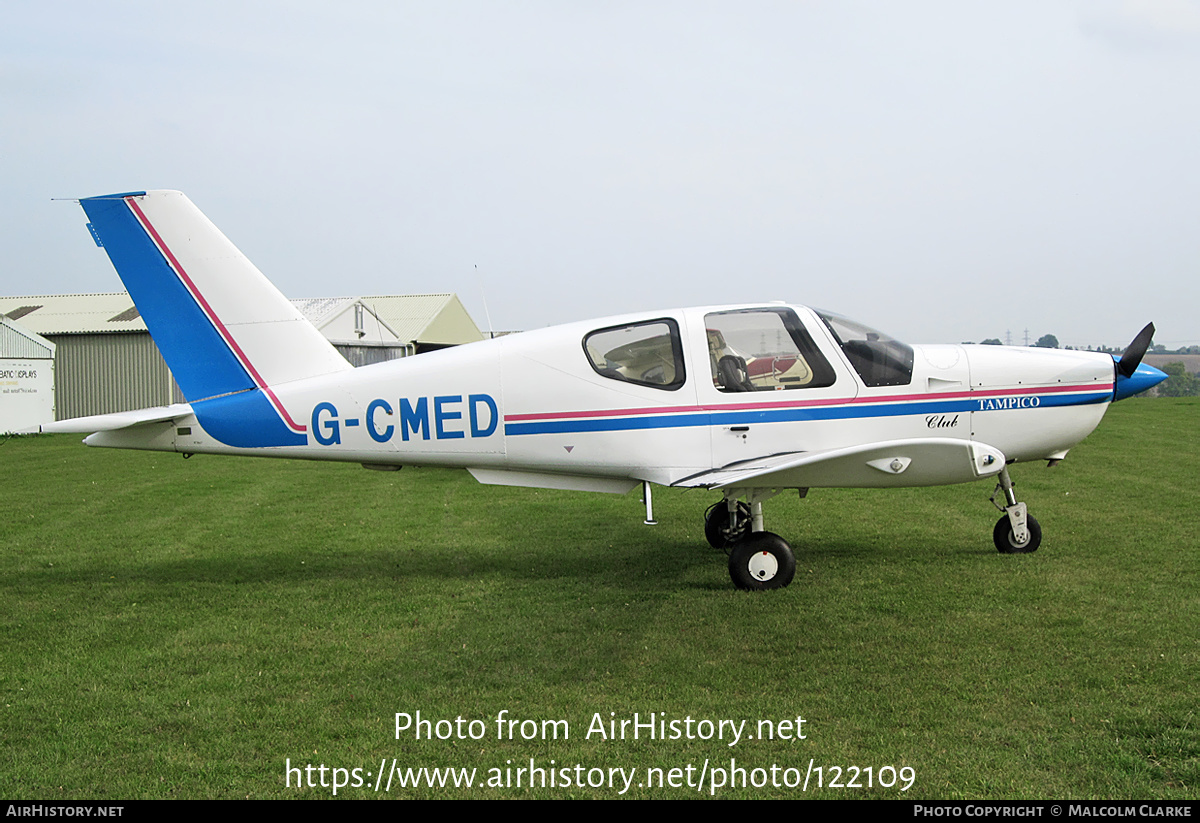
[503,391,1111,436]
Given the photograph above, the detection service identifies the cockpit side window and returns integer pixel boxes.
[583,319,686,391]
[815,310,914,387]
[704,308,836,392]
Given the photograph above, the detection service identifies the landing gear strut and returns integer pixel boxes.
[990,465,1041,554]
[707,490,797,590]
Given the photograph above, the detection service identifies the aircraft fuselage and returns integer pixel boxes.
[86,303,1116,493]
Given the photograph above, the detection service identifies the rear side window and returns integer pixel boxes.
[583,319,685,391]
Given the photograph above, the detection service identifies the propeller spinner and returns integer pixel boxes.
[1113,323,1168,401]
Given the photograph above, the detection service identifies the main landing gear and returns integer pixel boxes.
[703,467,1040,590]
[990,465,1041,554]
[705,491,797,591]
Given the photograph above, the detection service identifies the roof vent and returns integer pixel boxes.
[108,307,141,322]
[4,305,42,320]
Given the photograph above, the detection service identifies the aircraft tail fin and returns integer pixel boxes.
[80,190,352,447]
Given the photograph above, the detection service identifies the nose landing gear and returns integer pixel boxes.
[990,465,1041,554]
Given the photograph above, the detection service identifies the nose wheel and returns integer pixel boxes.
[990,465,1040,553]
[994,514,1041,554]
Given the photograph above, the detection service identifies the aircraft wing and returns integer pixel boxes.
[41,404,194,434]
[673,438,1006,489]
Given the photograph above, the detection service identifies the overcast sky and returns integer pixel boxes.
[3,1,1198,348]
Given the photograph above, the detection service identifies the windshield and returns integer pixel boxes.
[815,310,914,388]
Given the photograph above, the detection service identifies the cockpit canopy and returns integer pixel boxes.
[580,306,914,393]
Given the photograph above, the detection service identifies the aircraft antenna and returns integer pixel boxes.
[476,265,495,340]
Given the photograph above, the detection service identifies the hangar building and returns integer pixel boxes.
[0,315,56,433]
[0,292,483,421]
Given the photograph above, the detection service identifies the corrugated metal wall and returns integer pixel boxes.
[50,333,178,419]
[45,334,415,420]
[1,323,53,359]
[333,343,412,367]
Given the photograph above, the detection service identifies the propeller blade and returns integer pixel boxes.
[1116,322,1155,379]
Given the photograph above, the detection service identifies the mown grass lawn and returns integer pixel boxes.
[1,399,1196,799]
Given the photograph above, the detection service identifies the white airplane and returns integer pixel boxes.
[46,190,1167,590]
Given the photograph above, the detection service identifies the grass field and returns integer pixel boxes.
[1,398,1196,799]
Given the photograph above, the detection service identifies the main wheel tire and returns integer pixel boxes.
[993,514,1042,554]
[705,501,752,549]
[728,532,796,590]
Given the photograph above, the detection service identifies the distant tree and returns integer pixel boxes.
[1034,334,1059,349]
[980,338,1003,346]
[1157,362,1200,397]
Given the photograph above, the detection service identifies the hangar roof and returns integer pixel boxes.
[0,293,147,334]
[0,293,483,346]
[358,294,483,346]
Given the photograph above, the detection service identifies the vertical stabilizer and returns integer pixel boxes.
[80,190,352,447]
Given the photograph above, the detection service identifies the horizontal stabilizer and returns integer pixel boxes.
[41,404,193,434]
[674,438,1006,489]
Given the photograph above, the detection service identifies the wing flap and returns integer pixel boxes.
[468,467,637,494]
[674,438,1006,489]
